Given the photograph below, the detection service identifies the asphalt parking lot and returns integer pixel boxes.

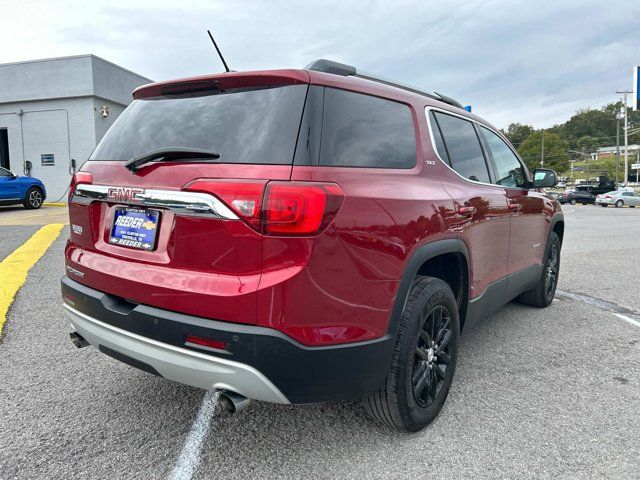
[0,204,638,479]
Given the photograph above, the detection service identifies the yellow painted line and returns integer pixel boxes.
[44,202,66,206]
[0,212,66,222]
[0,223,64,335]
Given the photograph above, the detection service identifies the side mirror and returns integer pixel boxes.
[533,168,557,188]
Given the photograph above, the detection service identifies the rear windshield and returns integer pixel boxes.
[90,84,308,164]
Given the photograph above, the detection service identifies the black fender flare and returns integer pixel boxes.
[549,212,564,243]
[386,238,470,338]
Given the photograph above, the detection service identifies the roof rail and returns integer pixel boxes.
[305,59,464,109]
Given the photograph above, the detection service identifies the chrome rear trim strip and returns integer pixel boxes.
[73,184,239,219]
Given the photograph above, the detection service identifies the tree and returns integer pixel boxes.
[517,131,569,173]
[503,123,534,146]
[560,109,614,149]
[576,135,599,155]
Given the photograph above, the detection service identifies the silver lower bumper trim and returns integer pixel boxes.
[63,304,289,404]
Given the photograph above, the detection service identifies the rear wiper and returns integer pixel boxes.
[124,147,221,173]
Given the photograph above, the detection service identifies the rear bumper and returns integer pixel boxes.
[65,304,289,403]
[61,276,394,404]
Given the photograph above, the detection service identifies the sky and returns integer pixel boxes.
[2,0,638,129]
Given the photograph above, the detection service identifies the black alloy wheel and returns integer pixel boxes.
[545,243,559,298]
[362,277,459,432]
[412,305,452,408]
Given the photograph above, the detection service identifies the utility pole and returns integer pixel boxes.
[616,90,632,185]
[615,114,620,185]
[541,130,545,167]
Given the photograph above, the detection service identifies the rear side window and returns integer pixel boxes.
[432,112,491,183]
[429,112,450,164]
[319,88,416,168]
[480,127,527,188]
[90,85,308,164]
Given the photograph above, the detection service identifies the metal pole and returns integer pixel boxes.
[624,93,629,186]
[616,116,620,185]
[637,152,639,184]
[541,130,545,167]
[617,90,632,185]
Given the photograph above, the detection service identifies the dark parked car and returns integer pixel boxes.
[557,190,596,205]
[575,177,616,196]
[62,59,563,432]
[0,167,46,209]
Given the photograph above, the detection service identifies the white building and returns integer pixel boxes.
[0,55,151,200]
[596,144,640,160]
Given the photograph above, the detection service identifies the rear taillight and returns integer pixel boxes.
[605,195,612,199]
[184,179,267,230]
[183,179,345,236]
[69,172,93,199]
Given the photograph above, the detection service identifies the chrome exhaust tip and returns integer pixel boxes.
[70,331,89,348]
[218,391,251,413]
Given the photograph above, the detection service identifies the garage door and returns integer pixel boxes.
[22,110,70,201]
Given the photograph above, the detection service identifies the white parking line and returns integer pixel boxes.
[170,390,220,480]
[613,313,640,329]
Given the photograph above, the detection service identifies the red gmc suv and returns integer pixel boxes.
[62,59,563,432]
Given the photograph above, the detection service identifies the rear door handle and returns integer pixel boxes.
[456,206,476,216]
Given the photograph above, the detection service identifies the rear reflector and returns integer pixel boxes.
[183,179,344,236]
[185,335,227,351]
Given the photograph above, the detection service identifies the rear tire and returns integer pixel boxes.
[362,277,459,432]
[615,200,624,208]
[23,187,44,210]
[518,232,561,308]
[601,204,608,207]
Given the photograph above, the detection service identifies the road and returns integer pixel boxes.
[0,204,638,479]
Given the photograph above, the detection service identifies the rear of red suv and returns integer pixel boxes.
[62,60,562,432]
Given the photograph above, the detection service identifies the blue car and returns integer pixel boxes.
[0,167,47,209]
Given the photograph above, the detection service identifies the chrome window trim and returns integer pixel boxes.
[424,106,529,190]
[73,184,239,219]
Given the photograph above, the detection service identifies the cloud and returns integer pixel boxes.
[2,0,639,128]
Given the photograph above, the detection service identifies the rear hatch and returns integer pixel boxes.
[66,71,310,325]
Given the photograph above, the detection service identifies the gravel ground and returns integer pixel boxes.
[0,206,638,479]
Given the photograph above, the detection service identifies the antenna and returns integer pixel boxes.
[207,30,230,73]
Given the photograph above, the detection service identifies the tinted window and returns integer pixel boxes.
[622,192,632,196]
[433,112,490,183]
[481,127,527,187]
[429,112,450,164]
[0,168,11,177]
[319,88,416,168]
[90,85,308,164]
